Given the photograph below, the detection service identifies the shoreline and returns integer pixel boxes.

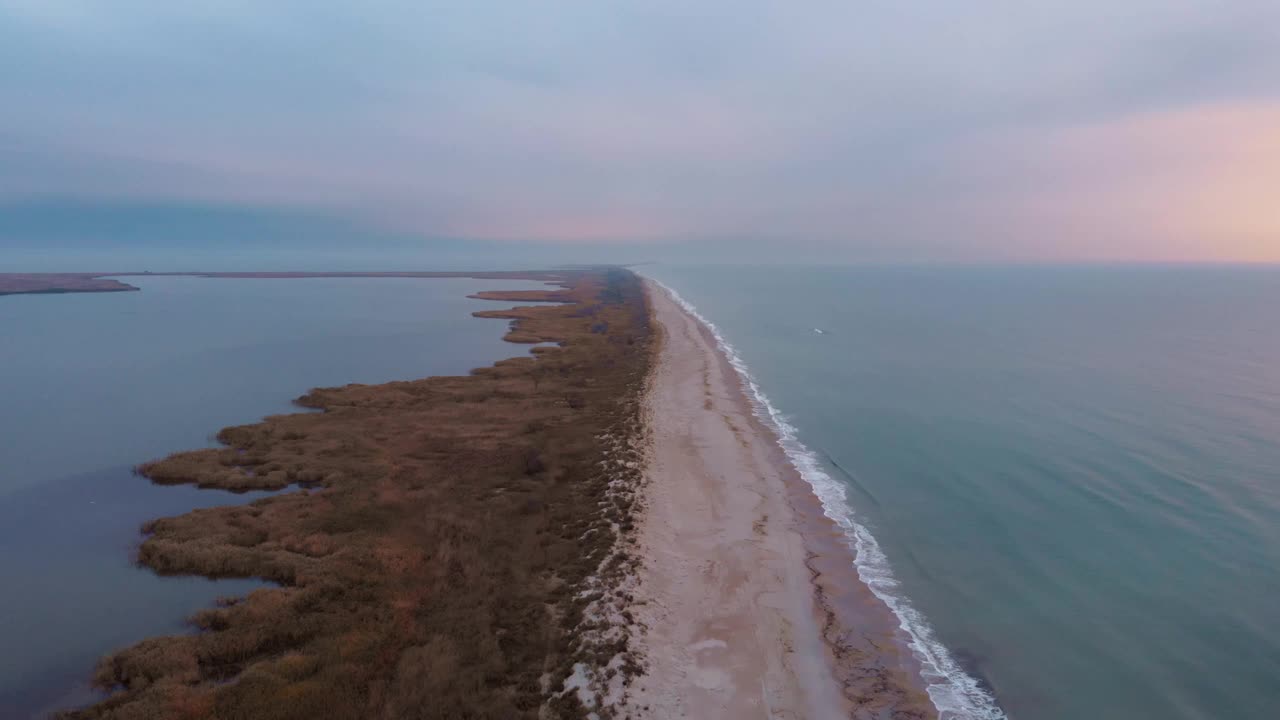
[622,280,936,718]
[649,279,1007,720]
[0,271,575,297]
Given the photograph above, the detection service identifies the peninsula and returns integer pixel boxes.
[38,268,934,719]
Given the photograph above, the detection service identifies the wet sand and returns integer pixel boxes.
[626,280,935,719]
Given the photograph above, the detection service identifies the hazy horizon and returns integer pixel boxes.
[3,2,1278,263]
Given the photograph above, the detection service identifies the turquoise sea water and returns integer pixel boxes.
[0,276,548,717]
[643,265,1280,720]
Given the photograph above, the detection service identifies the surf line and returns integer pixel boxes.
[645,277,1007,720]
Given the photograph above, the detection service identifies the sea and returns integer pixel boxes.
[642,264,1280,720]
[0,275,552,717]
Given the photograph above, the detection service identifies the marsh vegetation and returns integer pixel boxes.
[62,269,651,720]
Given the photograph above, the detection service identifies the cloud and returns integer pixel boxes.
[966,102,1280,261]
[2,1,1278,260]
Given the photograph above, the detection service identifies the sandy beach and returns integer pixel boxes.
[625,281,935,719]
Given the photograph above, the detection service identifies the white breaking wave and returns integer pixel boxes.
[649,278,1007,720]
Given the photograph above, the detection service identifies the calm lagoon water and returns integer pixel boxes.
[644,265,1280,720]
[0,275,549,717]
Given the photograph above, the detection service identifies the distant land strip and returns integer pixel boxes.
[0,273,142,295]
[0,271,584,297]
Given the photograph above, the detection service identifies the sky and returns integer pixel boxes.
[2,1,1278,264]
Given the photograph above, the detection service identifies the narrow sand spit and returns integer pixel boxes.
[623,281,935,719]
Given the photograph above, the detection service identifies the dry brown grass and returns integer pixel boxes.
[61,269,651,720]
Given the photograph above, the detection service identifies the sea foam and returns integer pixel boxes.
[649,278,1007,720]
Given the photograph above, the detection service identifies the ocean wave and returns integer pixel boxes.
[649,278,1007,720]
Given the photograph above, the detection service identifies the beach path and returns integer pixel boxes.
[627,281,851,718]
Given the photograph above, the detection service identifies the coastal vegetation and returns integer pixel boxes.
[62,269,652,720]
[0,273,140,296]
